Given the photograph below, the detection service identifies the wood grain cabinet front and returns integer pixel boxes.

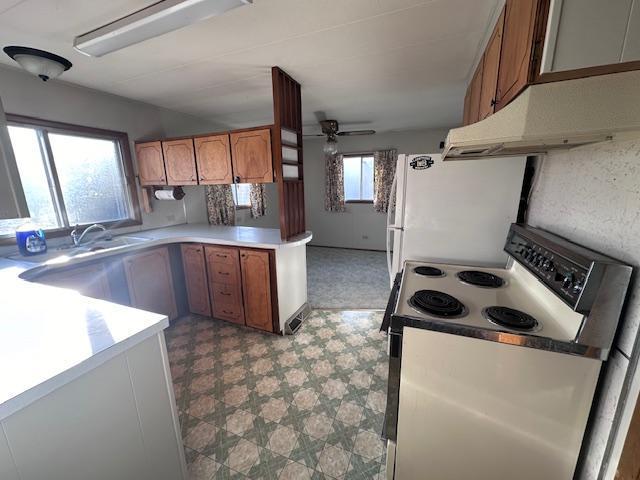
[37,262,112,301]
[230,128,273,183]
[194,134,233,184]
[181,244,211,317]
[239,249,273,333]
[135,141,166,186]
[479,8,505,120]
[162,138,197,186]
[495,0,540,111]
[204,245,245,325]
[123,247,178,320]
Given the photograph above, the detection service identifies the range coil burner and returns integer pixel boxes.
[482,306,539,332]
[414,266,445,277]
[457,270,504,288]
[409,290,467,318]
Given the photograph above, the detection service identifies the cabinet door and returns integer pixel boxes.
[162,139,197,186]
[38,263,112,301]
[495,0,540,111]
[204,246,245,325]
[239,249,273,332]
[467,58,484,125]
[462,84,472,126]
[194,134,233,184]
[230,128,273,183]
[181,244,211,317]
[479,8,505,120]
[123,247,177,320]
[135,141,166,186]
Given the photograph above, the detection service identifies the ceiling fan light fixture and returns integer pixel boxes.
[323,135,338,155]
[3,46,72,81]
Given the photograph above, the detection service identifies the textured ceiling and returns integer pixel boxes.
[0,0,500,133]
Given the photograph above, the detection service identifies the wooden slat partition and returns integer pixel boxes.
[272,66,306,240]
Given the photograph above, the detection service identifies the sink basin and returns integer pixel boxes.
[7,235,151,264]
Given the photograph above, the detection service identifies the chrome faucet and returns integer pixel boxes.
[70,224,111,246]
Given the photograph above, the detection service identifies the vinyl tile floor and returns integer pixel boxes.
[306,247,390,309]
[166,310,388,480]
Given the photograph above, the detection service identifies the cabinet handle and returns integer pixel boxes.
[490,99,496,106]
[220,292,231,296]
[223,310,232,314]
[215,254,227,258]
[234,176,241,183]
[218,271,229,275]
[241,254,246,257]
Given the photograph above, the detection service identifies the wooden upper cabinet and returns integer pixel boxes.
[240,249,273,332]
[123,247,177,320]
[495,0,540,111]
[479,8,505,120]
[467,57,484,125]
[181,244,211,317]
[194,134,233,184]
[136,141,166,186]
[230,128,273,184]
[37,263,112,301]
[162,138,197,186]
[462,85,472,126]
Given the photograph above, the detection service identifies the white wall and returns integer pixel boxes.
[526,137,640,480]
[303,128,450,250]
[0,65,225,233]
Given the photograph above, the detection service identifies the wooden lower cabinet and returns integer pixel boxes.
[123,247,178,320]
[204,245,245,325]
[37,262,112,301]
[200,244,275,332]
[181,244,211,317]
[239,249,273,332]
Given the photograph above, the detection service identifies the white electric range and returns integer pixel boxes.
[381,223,632,480]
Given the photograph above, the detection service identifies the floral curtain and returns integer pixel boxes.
[205,184,235,225]
[324,152,345,212]
[373,149,397,213]
[249,184,266,218]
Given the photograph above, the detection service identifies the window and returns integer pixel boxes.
[0,116,139,237]
[232,183,251,208]
[343,154,374,202]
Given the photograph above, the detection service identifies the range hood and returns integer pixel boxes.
[444,70,640,160]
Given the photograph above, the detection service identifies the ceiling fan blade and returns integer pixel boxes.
[302,133,327,137]
[337,130,376,136]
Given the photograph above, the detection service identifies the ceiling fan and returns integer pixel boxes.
[305,119,375,155]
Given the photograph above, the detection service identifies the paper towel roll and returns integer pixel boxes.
[154,187,185,200]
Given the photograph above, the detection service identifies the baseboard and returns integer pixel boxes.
[307,243,386,253]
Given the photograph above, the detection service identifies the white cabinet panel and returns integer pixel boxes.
[622,0,640,61]
[544,0,635,72]
[3,354,148,480]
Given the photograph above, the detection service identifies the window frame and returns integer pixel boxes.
[232,183,251,210]
[1,114,141,243]
[343,153,375,204]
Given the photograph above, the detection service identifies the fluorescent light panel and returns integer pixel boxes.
[74,0,252,57]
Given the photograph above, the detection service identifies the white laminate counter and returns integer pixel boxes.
[0,259,169,421]
[0,224,312,420]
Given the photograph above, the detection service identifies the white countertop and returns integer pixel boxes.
[0,224,312,420]
[0,259,168,421]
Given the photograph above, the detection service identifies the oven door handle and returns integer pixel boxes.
[381,272,403,333]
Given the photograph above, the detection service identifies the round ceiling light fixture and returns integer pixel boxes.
[3,46,72,81]
[323,134,338,156]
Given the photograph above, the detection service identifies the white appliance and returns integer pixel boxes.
[381,224,632,480]
[386,153,526,285]
[443,70,640,160]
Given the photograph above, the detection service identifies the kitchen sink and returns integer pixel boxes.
[7,235,151,263]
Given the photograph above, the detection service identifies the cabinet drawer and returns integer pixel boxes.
[211,282,242,307]
[210,262,239,284]
[213,301,244,325]
[205,246,238,265]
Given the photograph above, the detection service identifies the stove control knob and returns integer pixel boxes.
[562,274,574,289]
[572,282,583,294]
[543,259,554,271]
[536,256,545,267]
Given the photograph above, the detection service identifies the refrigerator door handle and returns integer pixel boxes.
[386,172,398,284]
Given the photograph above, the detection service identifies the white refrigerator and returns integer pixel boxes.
[386,153,526,284]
